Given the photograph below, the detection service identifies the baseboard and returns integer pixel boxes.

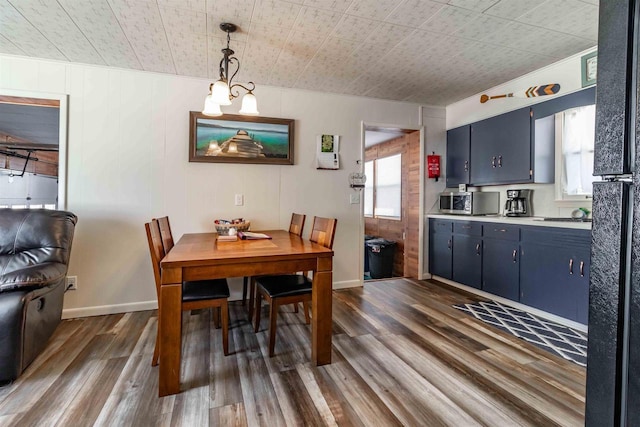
[432,276,588,333]
[62,301,159,319]
[333,279,362,290]
[62,280,362,319]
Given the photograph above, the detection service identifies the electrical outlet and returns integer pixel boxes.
[65,276,77,291]
[234,194,244,206]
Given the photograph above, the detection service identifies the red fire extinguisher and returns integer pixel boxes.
[427,152,441,181]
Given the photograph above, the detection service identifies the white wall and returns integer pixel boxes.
[0,54,423,318]
[445,47,597,218]
[422,106,447,277]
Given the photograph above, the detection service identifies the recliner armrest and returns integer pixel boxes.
[0,262,67,293]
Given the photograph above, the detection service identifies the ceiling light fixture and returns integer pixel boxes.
[203,23,258,117]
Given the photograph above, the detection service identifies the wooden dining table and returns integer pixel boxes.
[158,229,334,396]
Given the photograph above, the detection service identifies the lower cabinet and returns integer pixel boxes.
[452,222,482,289]
[429,220,453,280]
[482,237,520,300]
[428,218,590,324]
[520,227,591,324]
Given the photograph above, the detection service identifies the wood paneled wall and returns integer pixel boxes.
[365,130,420,278]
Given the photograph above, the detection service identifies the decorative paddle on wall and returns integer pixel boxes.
[480,84,561,103]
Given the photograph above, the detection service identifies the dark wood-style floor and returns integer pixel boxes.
[0,279,585,426]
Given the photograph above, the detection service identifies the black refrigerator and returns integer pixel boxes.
[586,0,640,425]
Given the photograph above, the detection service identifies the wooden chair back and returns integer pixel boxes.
[145,220,165,299]
[157,216,174,253]
[289,213,306,237]
[310,216,337,249]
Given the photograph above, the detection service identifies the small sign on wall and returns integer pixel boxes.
[316,134,340,170]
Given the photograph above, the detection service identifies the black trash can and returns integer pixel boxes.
[366,238,396,279]
[364,235,376,274]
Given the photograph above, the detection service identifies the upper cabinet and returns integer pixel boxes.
[470,107,532,185]
[445,87,596,188]
[446,125,470,187]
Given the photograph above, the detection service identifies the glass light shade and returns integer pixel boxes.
[202,95,222,116]
[239,92,259,115]
[211,80,232,105]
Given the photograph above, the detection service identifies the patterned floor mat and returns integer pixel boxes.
[454,300,587,366]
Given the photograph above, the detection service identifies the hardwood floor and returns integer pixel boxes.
[0,279,585,426]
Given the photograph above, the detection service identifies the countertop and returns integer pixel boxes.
[426,213,592,230]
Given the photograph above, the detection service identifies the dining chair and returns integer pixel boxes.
[157,216,174,253]
[145,219,230,366]
[247,213,306,321]
[253,216,336,357]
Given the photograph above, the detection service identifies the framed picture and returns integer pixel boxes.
[189,112,295,165]
[581,50,597,87]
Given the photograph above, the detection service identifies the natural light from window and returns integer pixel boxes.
[558,105,597,199]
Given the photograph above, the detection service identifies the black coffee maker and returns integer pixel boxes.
[505,189,532,217]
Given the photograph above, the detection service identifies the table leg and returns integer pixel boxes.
[159,280,182,397]
[312,256,332,365]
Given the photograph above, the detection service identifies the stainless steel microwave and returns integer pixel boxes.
[439,191,500,215]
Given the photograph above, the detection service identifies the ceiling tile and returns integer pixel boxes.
[447,0,499,12]
[345,0,404,21]
[159,0,206,11]
[331,14,377,41]
[108,0,176,74]
[252,0,302,29]
[206,0,255,32]
[58,0,142,69]
[517,0,598,41]
[483,0,546,20]
[167,32,208,78]
[421,5,480,35]
[385,0,445,27]
[8,0,105,65]
[160,7,207,35]
[365,23,414,50]
[0,33,24,56]
[452,13,510,41]
[0,0,67,61]
[293,6,341,34]
[302,0,353,12]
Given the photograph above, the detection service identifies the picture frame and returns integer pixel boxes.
[581,50,597,87]
[189,112,295,165]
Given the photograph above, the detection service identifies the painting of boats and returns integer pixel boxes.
[189,113,294,165]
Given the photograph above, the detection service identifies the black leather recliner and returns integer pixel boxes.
[0,209,77,383]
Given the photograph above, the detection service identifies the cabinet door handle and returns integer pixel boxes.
[447,239,451,249]
[491,156,497,168]
[569,259,574,275]
[498,155,502,167]
[512,249,517,263]
[580,261,584,277]
[462,225,471,229]
[464,160,469,172]
[476,243,481,255]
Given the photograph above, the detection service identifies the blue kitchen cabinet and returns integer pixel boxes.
[429,219,453,279]
[482,224,520,300]
[470,107,532,185]
[452,222,482,289]
[446,125,471,187]
[519,227,591,324]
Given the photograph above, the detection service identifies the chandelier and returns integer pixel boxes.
[203,23,259,116]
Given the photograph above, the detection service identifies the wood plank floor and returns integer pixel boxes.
[0,279,585,426]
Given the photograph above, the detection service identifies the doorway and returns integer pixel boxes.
[0,92,68,210]
[363,124,422,281]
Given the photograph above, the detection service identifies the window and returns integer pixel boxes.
[364,153,402,219]
[556,105,598,200]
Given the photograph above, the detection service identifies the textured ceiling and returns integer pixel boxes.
[0,0,598,106]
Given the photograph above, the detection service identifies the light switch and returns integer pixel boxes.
[350,193,360,204]
[235,194,244,206]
